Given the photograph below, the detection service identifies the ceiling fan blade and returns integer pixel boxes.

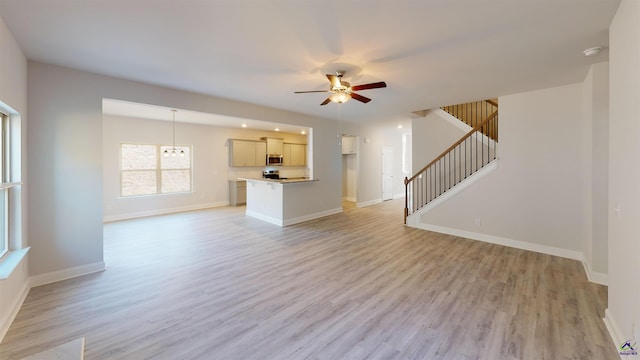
[351,81,387,91]
[350,92,371,103]
[320,98,332,106]
[326,74,342,88]
[294,90,331,93]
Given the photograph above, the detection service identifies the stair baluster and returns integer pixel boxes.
[404,100,498,224]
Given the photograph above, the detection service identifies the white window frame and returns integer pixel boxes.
[0,112,10,259]
[120,143,192,198]
[0,102,25,270]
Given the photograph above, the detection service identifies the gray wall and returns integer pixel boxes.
[582,62,609,276]
[0,14,28,341]
[412,110,468,174]
[103,114,308,221]
[607,0,640,345]
[414,83,591,259]
[27,61,347,277]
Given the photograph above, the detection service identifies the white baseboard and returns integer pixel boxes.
[413,223,612,287]
[393,192,406,200]
[0,279,30,343]
[283,207,343,226]
[357,198,382,208]
[581,255,608,285]
[414,223,584,261]
[103,202,228,222]
[247,207,344,227]
[30,261,106,288]
[603,309,624,355]
[2,261,107,343]
[245,210,283,226]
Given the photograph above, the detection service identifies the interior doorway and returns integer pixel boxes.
[342,135,358,208]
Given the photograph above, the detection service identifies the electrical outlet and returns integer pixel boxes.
[474,217,482,226]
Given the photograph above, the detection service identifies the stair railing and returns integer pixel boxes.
[441,99,498,140]
[404,110,498,224]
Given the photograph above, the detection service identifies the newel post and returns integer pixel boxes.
[404,177,409,224]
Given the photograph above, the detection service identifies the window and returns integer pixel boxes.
[0,103,23,266]
[0,112,10,258]
[120,144,191,197]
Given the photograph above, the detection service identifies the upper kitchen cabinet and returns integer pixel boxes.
[230,139,267,167]
[283,143,306,166]
[256,141,267,166]
[342,136,357,155]
[263,137,284,155]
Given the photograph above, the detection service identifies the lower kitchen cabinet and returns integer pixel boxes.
[229,179,247,206]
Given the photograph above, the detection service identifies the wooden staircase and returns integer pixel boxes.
[441,99,498,141]
[404,99,498,223]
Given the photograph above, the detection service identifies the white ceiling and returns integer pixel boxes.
[102,98,310,134]
[0,0,620,125]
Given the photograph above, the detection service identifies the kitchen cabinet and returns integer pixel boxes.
[230,139,267,167]
[283,143,306,166]
[229,180,247,206]
[342,136,357,154]
[255,141,267,166]
[245,178,319,226]
[264,137,284,155]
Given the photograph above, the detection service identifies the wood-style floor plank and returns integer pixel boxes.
[0,200,617,359]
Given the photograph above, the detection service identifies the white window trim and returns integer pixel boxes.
[120,143,192,198]
[0,100,25,280]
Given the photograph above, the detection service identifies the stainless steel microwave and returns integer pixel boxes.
[266,154,283,166]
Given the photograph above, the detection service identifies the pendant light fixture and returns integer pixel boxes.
[163,109,185,158]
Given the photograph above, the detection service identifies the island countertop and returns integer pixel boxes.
[242,177,319,184]
[243,177,337,227]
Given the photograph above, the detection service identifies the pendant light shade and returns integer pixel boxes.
[163,109,185,158]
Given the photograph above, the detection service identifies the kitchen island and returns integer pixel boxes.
[244,177,340,226]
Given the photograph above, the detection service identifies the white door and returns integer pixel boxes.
[382,147,393,201]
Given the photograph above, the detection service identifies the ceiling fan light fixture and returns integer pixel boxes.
[294,70,386,106]
[330,92,351,103]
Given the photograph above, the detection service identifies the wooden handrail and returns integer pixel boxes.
[405,110,498,184]
[405,100,499,224]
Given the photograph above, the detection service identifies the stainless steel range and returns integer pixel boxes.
[263,169,281,179]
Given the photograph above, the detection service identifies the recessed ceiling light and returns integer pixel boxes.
[397,124,403,129]
[583,47,603,57]
[301,130,306,135]
[241,123,247,128]
[275,128,280,132]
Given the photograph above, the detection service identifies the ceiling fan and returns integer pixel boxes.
[294,70,387,105]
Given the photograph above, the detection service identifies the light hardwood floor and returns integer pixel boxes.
[0,199,618,359]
